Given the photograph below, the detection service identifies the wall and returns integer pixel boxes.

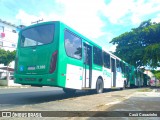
[0,20,18,52]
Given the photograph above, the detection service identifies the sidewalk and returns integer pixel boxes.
[0,85,30,89]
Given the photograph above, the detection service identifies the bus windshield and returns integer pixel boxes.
[20,24,54,47]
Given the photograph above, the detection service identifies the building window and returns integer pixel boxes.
[0,32,5,38]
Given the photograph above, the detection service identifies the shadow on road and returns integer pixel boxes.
[0,88,121,105]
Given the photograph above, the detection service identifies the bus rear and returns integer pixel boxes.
[14,22,60,87]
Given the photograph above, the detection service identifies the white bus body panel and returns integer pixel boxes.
[65,64,83,89]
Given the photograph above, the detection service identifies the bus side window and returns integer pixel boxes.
[120,62,124,74]
[93,46,102,66]
[103,51,110,69]
[64,30,82,59]
[116,59,121,72]
[126,66,129,73]
[83,45,89,65]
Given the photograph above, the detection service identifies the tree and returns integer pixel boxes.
[0,49,16,66]
[110,19,160,68]
[151,70,160,80]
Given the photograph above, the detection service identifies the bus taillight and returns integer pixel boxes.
[49,51,58,73]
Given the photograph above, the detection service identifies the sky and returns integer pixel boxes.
[0,0,160,51]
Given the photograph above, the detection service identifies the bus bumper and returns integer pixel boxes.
[14,74,58,87]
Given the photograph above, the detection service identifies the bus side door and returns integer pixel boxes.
[83,43,92,88]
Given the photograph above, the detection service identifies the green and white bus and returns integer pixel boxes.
[14,21,129,94]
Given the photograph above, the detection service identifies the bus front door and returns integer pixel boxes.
[83,43,92,88]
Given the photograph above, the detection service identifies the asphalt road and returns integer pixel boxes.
[0,87,64,110]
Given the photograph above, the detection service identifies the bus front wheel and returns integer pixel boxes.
[63,88,76,94]
[96,78,104,94]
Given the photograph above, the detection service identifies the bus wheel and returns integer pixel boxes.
[96,78,104,94]
[63,88,76,94]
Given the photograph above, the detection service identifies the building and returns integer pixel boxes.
[0,19,19,51]
[144,70,157,86]
[0,19,20,86]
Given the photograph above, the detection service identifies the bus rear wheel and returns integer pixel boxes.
[96,78,104,94]
[63,88,76,94]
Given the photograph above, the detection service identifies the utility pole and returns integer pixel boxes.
[0,26,4,32]
[31,18,43,24]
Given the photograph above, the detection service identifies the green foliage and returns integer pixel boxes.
[151,70,160,79]
[110,19,160,68]
[144,44,160,67]
[0,49,16,66]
